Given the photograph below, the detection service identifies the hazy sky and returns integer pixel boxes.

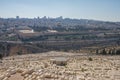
[0,0,120,21]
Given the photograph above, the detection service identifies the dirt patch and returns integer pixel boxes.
[8,73,24,80]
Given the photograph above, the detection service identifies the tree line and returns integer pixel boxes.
[96,48,120,55]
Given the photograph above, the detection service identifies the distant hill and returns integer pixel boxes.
[0,17,120,31]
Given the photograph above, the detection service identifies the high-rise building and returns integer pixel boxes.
[16,16,19,19]
[42,16,47,19]
[56,16,63,20]
[37,16,40,19]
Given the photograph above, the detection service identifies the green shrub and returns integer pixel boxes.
[88,57,93,61]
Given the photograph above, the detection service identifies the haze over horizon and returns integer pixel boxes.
[0,0,120,22]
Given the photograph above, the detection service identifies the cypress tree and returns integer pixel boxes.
[0,54,3,60]
[102,49,107,55]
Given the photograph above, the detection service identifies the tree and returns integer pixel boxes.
[116,49,120,55]
[0,54,3,60]
[55,36,58,39]
[111,49,116,55]
[96,49,99,55]
[101,49,107,55]
[17,50,22,55]
[108,50,112,55]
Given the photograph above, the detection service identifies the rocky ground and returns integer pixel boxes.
[0,51,120,80]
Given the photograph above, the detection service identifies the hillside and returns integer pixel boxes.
[0,51,120,80]
[0,17,120,56]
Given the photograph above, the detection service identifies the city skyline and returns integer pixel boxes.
[0,0,120,22]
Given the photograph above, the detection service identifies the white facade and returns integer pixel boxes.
[47,30,58,33]
[19,29,34,33]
